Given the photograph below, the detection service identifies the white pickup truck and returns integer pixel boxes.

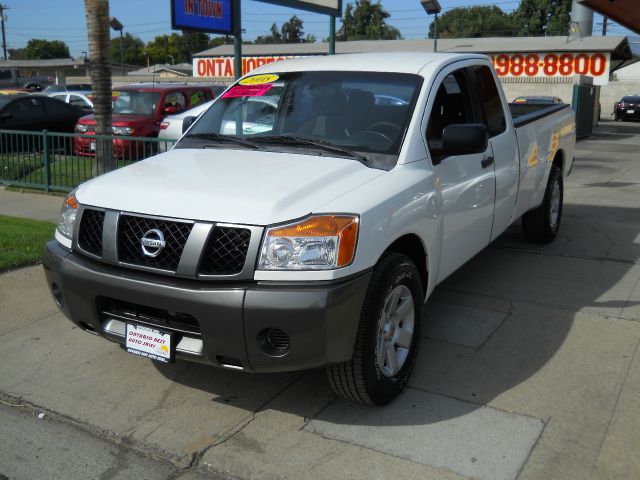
[44,53,575,405]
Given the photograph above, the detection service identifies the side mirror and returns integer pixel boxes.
[182,116,196,134]
[163,105,179,115]
[441,124,488,156]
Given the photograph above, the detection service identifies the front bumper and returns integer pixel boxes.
[43,241,370,373]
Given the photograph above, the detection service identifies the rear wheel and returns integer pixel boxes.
[522,164,563,243]
[326,252,423,405]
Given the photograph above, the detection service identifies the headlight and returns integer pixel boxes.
[75,124,88,133]
[258,215,359,270]
[57,191,79,239]
[112,126,134,135]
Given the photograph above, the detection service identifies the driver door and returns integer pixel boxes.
[425,66,496,282]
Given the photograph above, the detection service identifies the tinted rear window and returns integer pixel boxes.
[621,96,640,103]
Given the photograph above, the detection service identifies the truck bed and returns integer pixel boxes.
[509,103,570,128]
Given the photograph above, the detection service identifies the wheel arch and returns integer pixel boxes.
[382,233,428,296]
[553,149,565,176]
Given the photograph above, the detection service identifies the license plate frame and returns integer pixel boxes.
[125,323,174,363]
[627,109,635,114]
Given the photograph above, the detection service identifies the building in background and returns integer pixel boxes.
[193,36,633,87]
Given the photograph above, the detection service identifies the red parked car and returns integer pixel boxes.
[74,84,215,159]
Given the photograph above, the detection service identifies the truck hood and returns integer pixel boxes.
[75,148,386,225]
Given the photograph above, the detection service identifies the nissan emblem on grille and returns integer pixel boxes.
[140,229,166,257]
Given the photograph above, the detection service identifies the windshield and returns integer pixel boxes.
[177,71,423,169]
[112,90,161,115]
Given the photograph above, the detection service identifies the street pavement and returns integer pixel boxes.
[1,121,639,479]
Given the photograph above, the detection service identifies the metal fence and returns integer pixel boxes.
[0,129,177,192]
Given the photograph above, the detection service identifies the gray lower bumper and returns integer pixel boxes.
[43,241,371,373]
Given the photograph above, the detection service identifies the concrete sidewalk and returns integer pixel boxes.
[1,121,639,480]
[0,186,63,222]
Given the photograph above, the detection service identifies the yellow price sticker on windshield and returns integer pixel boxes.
[239,74,279,85]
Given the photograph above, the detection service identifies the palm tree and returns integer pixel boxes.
[84,0,112,174]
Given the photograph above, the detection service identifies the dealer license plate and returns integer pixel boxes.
[125,324,173,363]
[627,110,635,114]
[89,141,96,151]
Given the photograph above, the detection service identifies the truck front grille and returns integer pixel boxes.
[73,209,258,280]
[78,209,105,256]
[199,226,251,275]
[118,215,193,272]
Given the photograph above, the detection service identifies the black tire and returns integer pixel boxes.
[522,164,563,243]
[326,252,423,406]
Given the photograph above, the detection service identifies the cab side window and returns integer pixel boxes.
[472,66,506,137]
[426,70,475,160]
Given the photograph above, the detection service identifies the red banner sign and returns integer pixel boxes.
[489,52,610,85]
[193,55,308,78]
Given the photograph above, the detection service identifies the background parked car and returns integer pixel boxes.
[43,83,92,94]
[0,68,54,91]
[0,94,89,154]
[48,91,94,113]
[612,95,640,121]
[157,99,214,151]
[74,83,218,159]
[0,94,87,132]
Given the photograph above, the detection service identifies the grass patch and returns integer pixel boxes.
[0,215,56,272]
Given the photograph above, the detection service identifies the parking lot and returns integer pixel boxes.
[1,120,640,480]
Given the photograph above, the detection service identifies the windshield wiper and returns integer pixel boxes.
[183,133,262,150]
[252,135,368,163]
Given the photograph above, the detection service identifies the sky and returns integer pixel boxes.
[3,0,637,59]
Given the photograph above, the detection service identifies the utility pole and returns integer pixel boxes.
[602,16,608,36]
[0,4,8,61]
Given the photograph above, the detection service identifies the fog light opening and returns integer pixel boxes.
[51,283,64,308]
[78,321,97,335]
[258,328,291,357]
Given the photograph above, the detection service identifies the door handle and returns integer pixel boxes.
[481,156,494,169]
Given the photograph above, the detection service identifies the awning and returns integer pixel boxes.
[579,0,640,34]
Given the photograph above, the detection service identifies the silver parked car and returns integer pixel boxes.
[48,91,94,112]
[158,99,214,151]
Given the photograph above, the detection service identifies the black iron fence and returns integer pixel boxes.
[0,129,177,192]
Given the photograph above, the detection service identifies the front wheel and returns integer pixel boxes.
[326,252,423,405]
[522,164,563,243]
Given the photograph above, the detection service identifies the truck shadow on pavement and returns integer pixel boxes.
[154,201,639,427]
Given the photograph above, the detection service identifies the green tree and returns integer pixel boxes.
[281,15,304,43]
[339,0,401,41]
[208,35,233,49]
[428,6,515,39]
[23,39,70,59]
[511,0,572,36]
[110,32,145,66]
[176,31,210,62]
[255,16,310,44]
[145,34,179,65]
